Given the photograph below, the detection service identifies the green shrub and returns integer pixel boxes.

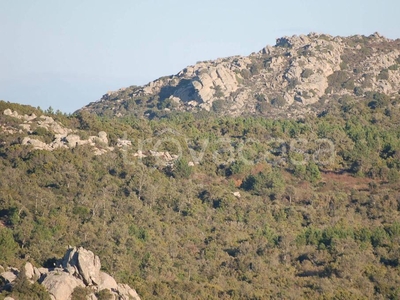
[9,275,51,300]
[241,169,284,199]
[249,63,261,75]
[301,69,314,79]
[172,157,192,179]
[271,95,286,107]
[354,86,364,96]
[212,85,224,99]
[377,69,389,80]
[257,101,270,114]
[32,127,55,144]
[305,161,321,183]
[0,228,18,263]
[228,160,248,175]
[287,78,299,90]
[96,289,114,300]
[327,70,354,91]
[340,61,348,70]
[71,286,90,300]
[240,69,251,80]
[254,93,266,102]
[212,100,226,113]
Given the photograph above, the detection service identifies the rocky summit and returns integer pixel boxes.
[81,32,400,119]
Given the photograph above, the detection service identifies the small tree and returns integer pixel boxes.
[212,100,225,113]
[213,85,224,99]
[0,228,18,264]
[306,161,321,183]
[96,289,114,300]
[9,274,51,300]
[172,158,192,179]
[71,286,90,300]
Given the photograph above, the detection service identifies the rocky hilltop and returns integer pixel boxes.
[0,246,140,300]
[81,32,400,118]
[1,108,180,165]
[2,108,112,155]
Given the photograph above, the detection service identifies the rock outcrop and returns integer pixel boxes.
[0,246,141,300]
[1,270,18,284]
[80,32,400,118]
[3,109,114,155]
[2,109,183,166]
[60,247,101,286]
[42,272,85,300]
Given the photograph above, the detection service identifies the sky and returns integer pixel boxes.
[1,0,399,113]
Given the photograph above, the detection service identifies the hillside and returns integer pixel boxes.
[1,87,400,299]
[81,32,400,119]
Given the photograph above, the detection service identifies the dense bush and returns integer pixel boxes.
[1,98,400,298]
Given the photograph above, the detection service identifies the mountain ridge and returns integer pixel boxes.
[81,32,400,119]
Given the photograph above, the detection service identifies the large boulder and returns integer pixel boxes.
[97,131,108,144]
[22,137,50,150]
[65,134,81,148]
[23,262,35,280]
[0,247,141,300]
[41,271,84,300]
[1,271,18,284]
[3,109,12,116]
[33,267,42,280]
[76,248,101,285]
[23,113,37,121]
[117,283,141,300]
[98,271,118,291]
[60,246,101,286]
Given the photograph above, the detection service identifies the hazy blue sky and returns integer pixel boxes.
[1,0,399,113]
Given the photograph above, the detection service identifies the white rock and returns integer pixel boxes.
[117,283,141,300]
[134,150,147,158]
[98,131,108,144]
[22,137,49,150]
[34,267,42,279]
[19,124,31,131]
[98,271,118,291]
[24,113,37,121]
[38,267,50,275]
[65,135,81,148]
[42,271,85,300]
[117,139,132,147]
[233,191,241,198]
[39,115,55,124]
[77,248,101,285]
[3,109,12,116]
[23,262,35,280]
[61,246,101,286]
[1,271,18,283]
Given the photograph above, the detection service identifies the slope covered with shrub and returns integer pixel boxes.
[1,96,400,299]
